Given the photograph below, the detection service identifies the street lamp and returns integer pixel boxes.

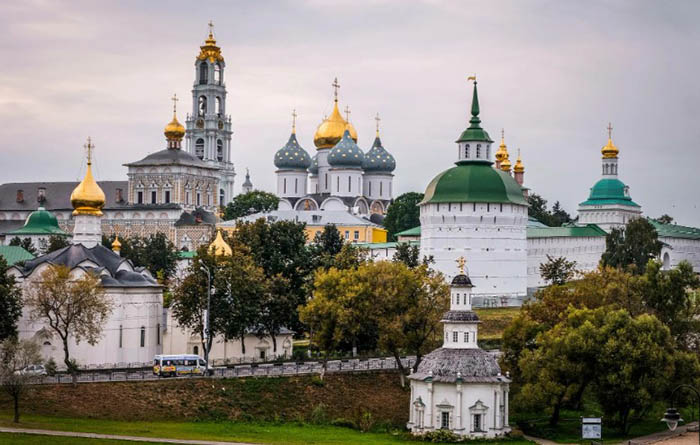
[662,384,699,444]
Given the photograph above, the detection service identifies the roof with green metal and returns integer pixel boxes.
[0,246,35,265]
[580,178,640,207]
[355,240,421,249]
[178,250,196,259]
[395,226,421,237]
[455,81,493,143]
[8,207,68,236]
[421,162,528,206]
[527,224,608,239]
[527,216,549,228]
[649,219,700,240]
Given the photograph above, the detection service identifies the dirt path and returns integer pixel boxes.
[623,421,699,445]
[0,426,259,445]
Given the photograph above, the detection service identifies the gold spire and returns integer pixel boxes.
[197,21,224,63]
[514,148,525,173]
[495,128,509,163]
[209,229,232,256]
[601,122,619,159]
[375,113,381,137]
[456,256,466,275]
[164,94,186,142]
[291,109,297,134]
[70,137,106,216]
[111,235,122,252]
[313,78,358,149]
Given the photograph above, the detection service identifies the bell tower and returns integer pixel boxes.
[185,22,235,206]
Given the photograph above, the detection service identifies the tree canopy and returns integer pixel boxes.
[539,255,578,285]
[0,257,22,341]
[383,192,423,241]
[102,233,179,282]
[223,190,280,220]
[527,193,572,227]
[8,237,36,256]
[601,218,662,274]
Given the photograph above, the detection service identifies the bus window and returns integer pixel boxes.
[199,359,206,367]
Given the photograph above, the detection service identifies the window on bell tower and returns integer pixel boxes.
[195,139,205,159]
[217,139,223,161]
[216,97,222,117]
[198,96,207,117]
[199,63,208,85]
[214,64,221,84]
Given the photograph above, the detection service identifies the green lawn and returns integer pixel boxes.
[0,413,532,445]
[0,433,170,445]
[474,307,521,340]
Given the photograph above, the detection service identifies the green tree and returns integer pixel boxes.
[312,224,346,269]
[550,201,572,226]
[392,243,433,268]
[0,339,42,422]
[231,219,314,342]
[527,193,571,227]
[41,235,70,254]
[104,233,179,282]
[8,237,36,256]
[655,214,674,224]
[601,218,662,274]
[383,192,423,241]
[0,257,22,341]
[223,190,279,220]
[539,255,578,285]
[25,265,111,380]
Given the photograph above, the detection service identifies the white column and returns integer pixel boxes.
[427,381,434,429]
[457,383,463,431]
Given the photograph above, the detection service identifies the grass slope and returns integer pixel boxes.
[0,433,170,444]
[0,414,533,445]
[474,307,521,340]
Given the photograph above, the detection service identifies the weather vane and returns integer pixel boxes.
[467,74,477,83]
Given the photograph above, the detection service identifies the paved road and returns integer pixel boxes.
[0,426,258,445]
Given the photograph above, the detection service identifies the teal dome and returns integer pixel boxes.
[362,136,395,173]
[328,130,364,168]
[309,153,319,175]
[580,178,640,207]
[9,207,68,236]
[274,133,312,170]
[422,163,528,205]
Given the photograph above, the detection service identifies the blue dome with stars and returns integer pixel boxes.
[274,133,312,170]
[328,130,365,168]
[362,136,395,173]
[309,153,319,175]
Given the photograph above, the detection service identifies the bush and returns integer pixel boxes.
[419,429,464,443]
[310,375,325,387]
[358,410,375,432]
[310,403,328,425]
[44,358,57,376]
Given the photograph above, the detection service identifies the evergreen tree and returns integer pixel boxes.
[0,257,22,341]
[383,192,423,241]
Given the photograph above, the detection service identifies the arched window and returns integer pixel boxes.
[195,138,205,159]
[215,97,222,116]
[193,345,199,355]
[199,63,208,84]
[214,64,221,84]
[198,96,207,117]
[219,189,225,206]
[217,139,223,161]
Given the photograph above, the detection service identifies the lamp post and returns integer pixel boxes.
[200,262,212,376]
[662,384,700,445]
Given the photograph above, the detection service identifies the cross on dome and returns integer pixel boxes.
[344,105,351,122]
[171,93,179,114]
[84,137,94,165]
[208,20,214,38]
[456,256,466,274]
[332,77,340,102]
[375,113,381,136]
[291,109,297,133]
[607,122,613,139]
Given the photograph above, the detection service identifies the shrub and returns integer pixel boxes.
[310,375,325,387]
[44,358,57,376]
[310,403,328,425]
[358,410,375,432]
[419,429,464,443]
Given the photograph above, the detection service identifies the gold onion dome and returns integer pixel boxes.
[209,229,232,256]
[70,138,106,216]
[197,23,224,63]
[601,137,619,159]
[111,236,122,251]
[500,154,512,172]
[313,101,358,149]
[495,129,509,163]
[164,113,185,141]
[514,151,525,173]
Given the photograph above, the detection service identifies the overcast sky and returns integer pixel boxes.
[1,0,699,224]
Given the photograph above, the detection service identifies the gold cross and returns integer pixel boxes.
[375,113,381,136]
[607,122,613,139]
[456,256,466,274]
[291,109,297,133]
[332,77,340,102]
[208,20,214,37]
[344,105,351,122]
[501,128,505,140]
[171,93,178,114]
[84,137,94,165]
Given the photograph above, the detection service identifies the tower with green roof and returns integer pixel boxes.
[577,124,642,232]
[419,79,529,307]
[6,207,70,251]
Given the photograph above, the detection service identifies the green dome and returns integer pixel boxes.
[421,163,528,205]
[274,133,312,170]
[9,207,68,236]
[580,178,640,207]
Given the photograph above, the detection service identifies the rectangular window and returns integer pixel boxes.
[137,191,143,204]
[156,324,161,346]
[325,174,328,189]
[337,176,340,192]
[151,191,157,204]
[441,412,450,429]
[354,230,359,240]
[186,191,190,204]
[464,332,469,342]
[140,327,145,348]
[473,414,482,432]
[452,331,458,343]
[344,230,349,239]
[119,325,123,348]
[348,176,352,192]
[197,193,201,206]
[295,178,298,194]
[164,190,170,204]
[380,182,383,197]
[369,182,372,196]
[477,144,482,157]
[456,293,460,304]
[283,178,287,194]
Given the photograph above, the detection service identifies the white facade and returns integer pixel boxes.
[577,203,642,232]
[329,168,363,198]
[526,234,606,289]
[362,172,393,202]
[420,202,528,306]
[276,171,308,199]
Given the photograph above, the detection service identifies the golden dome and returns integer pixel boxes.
[601,137,618,159]
[514,150,524,173]
[111,236,122,252]
[500,153,512,172]
[197,23,224,63]
[70,138,106,216]
[164,113,185,141]
[209,229,232,256]
[313,101,358,149]
[495,129,509,163]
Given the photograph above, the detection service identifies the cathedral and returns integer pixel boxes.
[0,27,238,251]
